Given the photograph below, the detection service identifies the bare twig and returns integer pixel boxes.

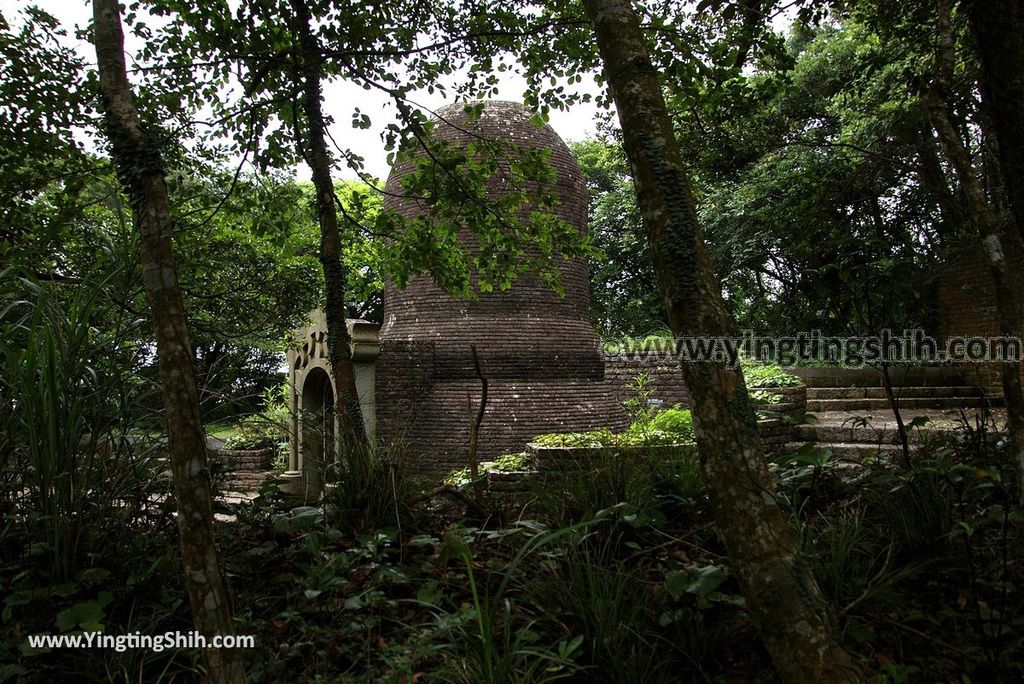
[466,344,488,507]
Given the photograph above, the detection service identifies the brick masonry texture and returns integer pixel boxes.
[603,352,693,408]
[756,385,808,423]
[376,102,628,472]
[936,240,1024,391]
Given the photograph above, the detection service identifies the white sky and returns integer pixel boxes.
[22,0,607,181]
[21,0,793,181]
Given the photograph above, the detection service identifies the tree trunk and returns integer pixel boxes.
[913,125,967,244]
[581,1,862,681]
[925,97,1024,497]
[290,0,367,452]
[91,1,245,682]
[964,0,1024,246]
[467,345,487,507]
[927,0,1024,500]
[879,362,911,467]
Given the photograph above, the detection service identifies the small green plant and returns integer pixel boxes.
[648,406,694,439]
[749,388,783,405]
[445,453,537,488]
[528,544,673,683]
[651,450,705,506]
[222,384,290,451]
[621,405,694,447]
[531,452,661,527]
[618,429,681,447]
[490,452,534,471]
[622,372,655,426]
[324,442,417,535]
[741,356,800,387]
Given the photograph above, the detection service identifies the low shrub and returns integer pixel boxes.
[648,406,694,439]
[444,452,536,488]
[533,407,695,450]
[741,356,800,387]
[532,429,616,448]
[324,442,418,535]
[222,386,289,451]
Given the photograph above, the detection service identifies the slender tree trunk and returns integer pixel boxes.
[581,1,861,681]
[91,1,245,682]
[467,345,487,507]
[927,0,1024,500]
[914,126,967,244]
[879,363,911,467]
[729,0,766,69]
[290,0,367,452]
[964,0,1024,246]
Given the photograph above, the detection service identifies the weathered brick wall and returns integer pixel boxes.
[603,352,692,408]
[374,339,434,453]
[376,102,628,473]
[755,385,808,422]
[376,338,630,472]
[756,418,796,457]
[936,242,1024,391]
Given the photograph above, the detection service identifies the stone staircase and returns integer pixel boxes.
[783,367,1004,462]
[805,385,995,412]
[210,448,277,493]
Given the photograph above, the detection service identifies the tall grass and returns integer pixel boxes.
[323,440,418,535]
[530,448,703,528]
[0,266,162,580]
[528,541,682,683]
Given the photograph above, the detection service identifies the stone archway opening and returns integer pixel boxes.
[300,366,334,497]
[284,311,380,501]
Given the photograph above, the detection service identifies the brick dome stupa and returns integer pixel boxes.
[374,101,628,470]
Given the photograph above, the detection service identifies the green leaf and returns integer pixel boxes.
[666,564,728,602]
[55,594,111,632]
[272,506,323,533]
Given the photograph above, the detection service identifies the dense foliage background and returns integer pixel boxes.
[2,0,1023,681]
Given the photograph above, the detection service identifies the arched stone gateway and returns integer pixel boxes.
[299,366,333,496]
[284,310,380,498]
[374,101,629,472]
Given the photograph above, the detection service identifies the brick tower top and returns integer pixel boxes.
[379,100,602,380]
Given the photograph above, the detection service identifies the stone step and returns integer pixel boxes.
[215,458,270,471]
[797,424,897,445]
[210,448,275,472]
[223,471,275,491]
[792,367,966,388]
[780,441,912,462]
[806,386,988,400]
[795,422,966,444]
[806,396,1002,412]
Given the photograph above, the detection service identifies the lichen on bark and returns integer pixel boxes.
[581,0,863,681]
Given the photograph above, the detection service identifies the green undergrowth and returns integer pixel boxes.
[532,405,696,450]
[444,452,535,488]
[220,385,290,452]
[3,357,1022,683]
[740,356,801,387]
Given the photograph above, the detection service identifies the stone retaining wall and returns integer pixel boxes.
[210,447,276,491]
[752,384,807,423]
[756,418,796,457]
